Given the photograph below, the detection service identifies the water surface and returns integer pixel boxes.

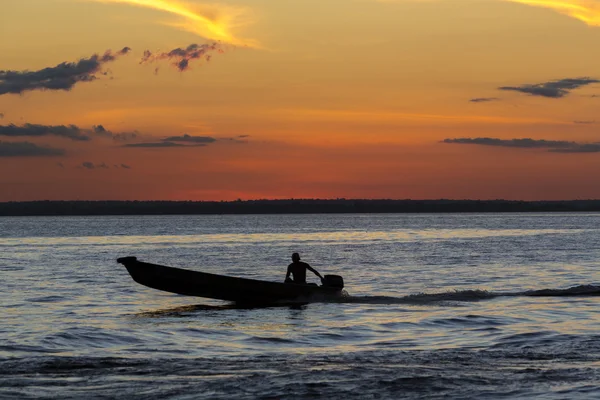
[2,213,600,399]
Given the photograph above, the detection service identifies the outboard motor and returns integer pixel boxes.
[321,275,344,289]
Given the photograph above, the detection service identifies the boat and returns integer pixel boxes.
[117,256,345,304]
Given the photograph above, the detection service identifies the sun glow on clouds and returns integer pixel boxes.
[507,0,600,26]
[378,0,600,27]
[88,0,259,47]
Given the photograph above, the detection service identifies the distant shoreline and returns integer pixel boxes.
[1,199,600,216]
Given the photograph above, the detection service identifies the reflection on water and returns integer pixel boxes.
[134,303,309,318]
[0,228,588,248]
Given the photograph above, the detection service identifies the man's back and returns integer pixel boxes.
[287,261,310,284]
[285,253,322,284]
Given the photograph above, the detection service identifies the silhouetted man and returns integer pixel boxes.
[285,253,323,284]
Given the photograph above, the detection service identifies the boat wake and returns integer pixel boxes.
[333,284,600,305]
[131,285,600,316]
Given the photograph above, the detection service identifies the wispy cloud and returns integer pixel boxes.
[469,97,500,103]
[0,123,138,141]
[82,161,109,169]
[499,77,600,98]
[88,0,258,47]
[0,124,91,141]
[375,0,600,27]
[141,43,223,72]
[123,134,220,148]
[0,141,65,157]
[443,137,600,153]
[507,0,600,27]
[92,124,138,141]
[124,141,187,148]
[0,47,130,95]
[163,133,216,143]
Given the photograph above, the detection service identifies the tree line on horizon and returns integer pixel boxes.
[1,199,600,216]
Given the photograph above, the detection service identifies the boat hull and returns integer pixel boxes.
[117,257,343,304]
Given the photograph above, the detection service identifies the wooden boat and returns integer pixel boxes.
[117,256,345,304]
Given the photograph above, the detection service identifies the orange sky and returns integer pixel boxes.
[2,0,600,201]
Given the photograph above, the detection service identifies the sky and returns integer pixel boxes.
[1,0,600,201]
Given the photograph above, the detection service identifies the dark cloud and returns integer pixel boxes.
[469,97,499,103]
[141,43,223,72]
[551,144,600,153]
[0,113,4,119]
[93,124,137,141]
[120,164,131,169]
[574,120,595,124]
[0,123,138,142]
[443,137,600,153]
[499,77,600,98]
[124,141,187,148]
[0,47,130,95]
[442,137,574,149]
[0,141,65,157]
[163,134,216,144]
[81,161,109,169]
[123,133,247,149]
[0,123,90,141]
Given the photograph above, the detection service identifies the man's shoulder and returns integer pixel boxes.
[289,261,309,267]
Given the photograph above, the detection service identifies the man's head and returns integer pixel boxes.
[291,252,300,262]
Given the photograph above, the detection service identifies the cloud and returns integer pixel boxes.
[124,134,219,148]
[123,141,187,148]
[0,123,139,142]
[499,77,600,98]
[0,113,4,119]
[551,143,600,153]
[81,161,110,169]
[507,0,600,27]
[574,120,595,124]
[0,141,65,157]
[162,133,216,143]
[0,123,90,141]
[443,137,575,148]
[469,97,500,103]
[0,47,130,96]
[93,124,138,141]
[141,43,223,72]
[87,0,258,47]
[443,137,600,153]
[377,1,600,27]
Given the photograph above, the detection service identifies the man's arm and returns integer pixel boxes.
[285,264,292,281]
[306,264,323,279]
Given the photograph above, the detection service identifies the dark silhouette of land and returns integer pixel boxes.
[1,199,600,216]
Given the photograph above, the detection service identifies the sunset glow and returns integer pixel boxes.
[508,0,600,26]
[88,0,258,46]
[2,0,600,201]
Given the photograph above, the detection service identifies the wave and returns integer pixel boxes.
[129,285,600,314]
[328,284,600,305]
[521,285,600,297]
[4,344,600,399]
